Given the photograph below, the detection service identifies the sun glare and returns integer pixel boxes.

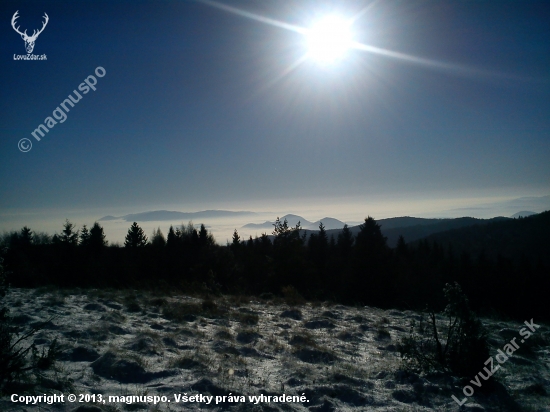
[306,15,353,64]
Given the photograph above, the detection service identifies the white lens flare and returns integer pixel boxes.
[306,16,353,63]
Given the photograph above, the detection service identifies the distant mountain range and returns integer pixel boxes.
[510,211,537,218]
[98,210,256,222]
[99,206,546,250]
[445,195,550,217]
[242,214,346,231]
[242,212,542,248]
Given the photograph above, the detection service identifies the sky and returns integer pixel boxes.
[1,0,549,243]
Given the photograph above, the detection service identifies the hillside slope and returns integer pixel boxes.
[1,288,548,411]
[417,210,550,265]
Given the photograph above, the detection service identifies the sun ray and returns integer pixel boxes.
[262,54,310,91]
[351,42,532,81]
[245,53,310,103]
[348,0,381,25]
[197,0,307,34]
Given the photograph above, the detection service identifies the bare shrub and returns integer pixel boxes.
[398,282,489,377]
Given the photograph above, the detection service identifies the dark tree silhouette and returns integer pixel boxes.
[307,222,329,293]
[271,218,305,292]
[89,222,108,249]
[230,229,241,256]
[19,227,33,247]
[318,222,328,248]
[151,227,166,248]
[337,224,354,259]
[353,217,391,306]
[124,222,148,248]
[355,216,387,256]
[166,226,178,249]
[79,225,90,247]
[396,235,408,258]
[58,220,79,245]
[199,224,215,248]
[231,229,240,247]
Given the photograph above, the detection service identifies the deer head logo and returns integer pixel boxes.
[11,11,49,54]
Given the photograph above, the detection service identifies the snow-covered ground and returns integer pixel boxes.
[1,288,549,411]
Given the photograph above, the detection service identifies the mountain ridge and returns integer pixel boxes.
[99,210,257,222]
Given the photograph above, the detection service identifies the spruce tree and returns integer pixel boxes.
[337,224,354,258]
[151,227,166,248]
[198,224,214,247]
[232,229,240,246]
[19,227,33,247]
[355,216,387,255]
[124,222,148,248]
[317,222,328,253]
[231,229,241,254]
[166,226,178,249]
[353,217,390,305]
[396,235,408,258]
[59,220,79,245]
[79,225,91,247]
[89,222,108,249]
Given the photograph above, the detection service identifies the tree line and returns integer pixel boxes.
[1,215,548,320]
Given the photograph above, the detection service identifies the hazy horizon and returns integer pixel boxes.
[2,192,549,245]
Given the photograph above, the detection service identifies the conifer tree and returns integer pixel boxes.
[353,217,390,305]
[151,227,166,248]
[166,226,178,249]
[337,224,354,258]
[355,216,387,254]
[79,225,91,247]
[124,222,148,248]
[396,235,408,257]
[318,222,328,251]
[19,226,33,247]
[231,229,241,253]
[232,229,240,246]
[198,224,214,247]
[59,220,79,245]
[89,222,108,249]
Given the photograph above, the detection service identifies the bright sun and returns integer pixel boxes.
[306,15,353,64]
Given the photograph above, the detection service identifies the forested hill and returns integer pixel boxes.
[412,210,550,266]
[321,216,510,248]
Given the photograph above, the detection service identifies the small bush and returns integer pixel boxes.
[280,308,302,320]
[32,338,59,370]
[231,311,259,325]
[289,332,317,348]
[162,302,201,322]
[398,282,489,377]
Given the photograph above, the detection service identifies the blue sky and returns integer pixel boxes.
[1,0,549,241]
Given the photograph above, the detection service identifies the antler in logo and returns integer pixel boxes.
[11,11,49,54]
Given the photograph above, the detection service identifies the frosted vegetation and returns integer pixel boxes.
[0,285,549,411]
